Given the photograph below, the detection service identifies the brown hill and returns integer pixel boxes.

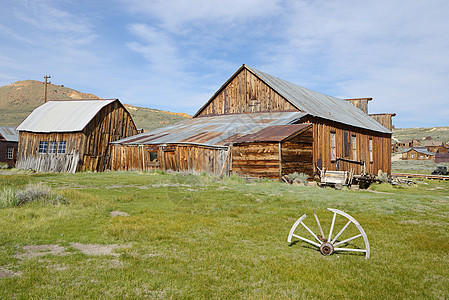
[0,80,190,130]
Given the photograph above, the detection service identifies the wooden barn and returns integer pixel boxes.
[401,147,434,161]
[110,64,393,179]
[16,99,138,173]
[0,126,19,168]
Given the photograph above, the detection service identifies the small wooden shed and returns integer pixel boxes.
[401,147,434,161]
[0,126,19,168]
[16,99,138,173]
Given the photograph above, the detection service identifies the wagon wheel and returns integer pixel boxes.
[287,208,370,259]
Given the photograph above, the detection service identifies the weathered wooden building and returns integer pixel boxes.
[16,99,138,173]
[401,147,434,161]
[423,140,448,153]
[0,126,19,168]
[110,65,393,178]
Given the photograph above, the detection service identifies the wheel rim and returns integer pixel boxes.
[288,208,370,259]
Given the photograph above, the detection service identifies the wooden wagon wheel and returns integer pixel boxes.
[288,208,370,259]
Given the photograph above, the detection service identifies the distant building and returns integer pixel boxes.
[401,147,435,161]
[435,153,449,163]
[0,126,19,168]
[16,99,138,173]
[423,140,448,153]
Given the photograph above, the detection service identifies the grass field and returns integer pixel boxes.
[0,171,448,298]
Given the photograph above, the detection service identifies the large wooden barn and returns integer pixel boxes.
[16,99,138,173]
[109,65,393,179]
[0,126,19,168]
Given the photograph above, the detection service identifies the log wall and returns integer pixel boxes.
[197,68,299,116]
[232,142,281,179]
[281,127,314,177]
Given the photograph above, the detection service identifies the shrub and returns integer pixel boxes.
[288,172,309,185]
[0,187,19,208]
[0,183,67,208]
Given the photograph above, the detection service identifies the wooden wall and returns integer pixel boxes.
[16,132,84,173]
[369,114,395,131]
[81,101,138,172]
[402,149,433,161]
[281,127,314,177]
[197,68,299,116]
[0,141,18,168]
[302,117,391,175]
[17,100,138,173]
[109,144,231,176]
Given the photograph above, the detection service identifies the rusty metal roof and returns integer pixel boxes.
[232,124,311,143]
[245,66,391,134]
[0,126,19,142]
[16,99,118,133]
[113,111,308,147]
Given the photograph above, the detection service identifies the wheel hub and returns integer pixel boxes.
[320,242,334,255]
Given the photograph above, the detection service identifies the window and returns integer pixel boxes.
[7,147,14,159]
[420,155,424,159]
[369,138,373,162]
[57,141,66,154]
[411,154,414,159]
[149,152,158,162]
[331,132,336,161]
[39,141,48,154]
[49,142,57,154]
[352,135,357,160]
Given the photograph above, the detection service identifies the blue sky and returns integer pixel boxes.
[1,0,448,128]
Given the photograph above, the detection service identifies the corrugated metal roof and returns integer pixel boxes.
[0,126,19,142]
[16,99,117,133]
[245,66,391,134]
[113,111,308,147]
[232,124,311,143]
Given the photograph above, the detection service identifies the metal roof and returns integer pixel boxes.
[113,111,308,147]
[231,124,311,143]
[0,126,19,142]
[245,66,391,134]
[16,99,118,133]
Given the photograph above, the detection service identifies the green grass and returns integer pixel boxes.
[392,160,449,174]
[0,171,448,298]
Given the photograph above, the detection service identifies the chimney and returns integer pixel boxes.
[344,97,372,114]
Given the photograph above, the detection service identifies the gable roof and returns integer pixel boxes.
[113,111,308,148]
[195,65,391,134]
[16,99,118,133]
[0,126,19,142]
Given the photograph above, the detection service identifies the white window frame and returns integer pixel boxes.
[331,132,336,161]
[352,135,357,160]
[39,141,48,154]
[7,147,14,159]
[49,141,57,154]
[57,141,66,154]
[369,138,373,162]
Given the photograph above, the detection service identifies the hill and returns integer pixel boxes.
[0,80,190,130]
[393,126,449,144]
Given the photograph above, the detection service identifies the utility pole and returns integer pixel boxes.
[44,75,51,103]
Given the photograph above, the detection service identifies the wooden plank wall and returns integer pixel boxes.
[303,117,391,175]
[281,128,314,177]
[197,68,298,116]
[0,141,18,167]
[369,114,394,130]
[109,144,230,176]
[232,142,280,179]
[81,101,138,172]
[16,132,83,173]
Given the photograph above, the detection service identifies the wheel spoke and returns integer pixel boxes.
[333,234,362,247]
[328,212,337,243]
[301,221,322,244]
[291,233,321,248]
[331,220,351,244]
[313,210,326,241]
[334,248,367,253]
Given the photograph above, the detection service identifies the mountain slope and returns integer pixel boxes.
[0,80,190,130]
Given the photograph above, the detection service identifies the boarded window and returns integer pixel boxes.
[39,141,48,154]
[49,142,57,154]
[58,141,66,154]
[343,131,350,158]
[369,138,373,162]
[352,135,357,160]
[331,132,336,161]
[7,147,14,159]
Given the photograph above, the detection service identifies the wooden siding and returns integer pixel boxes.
[232,142,280,179]
[369,114,395,131]
[16,132,83,173]
[280,127,314,177]
[302,117,391,174]
[17,100,138,173]
[109,144,231,176]
[344,98,371,114]
[197,68,299,116]
[0,141,18,167]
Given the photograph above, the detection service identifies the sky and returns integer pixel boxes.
[1,0,448,128]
